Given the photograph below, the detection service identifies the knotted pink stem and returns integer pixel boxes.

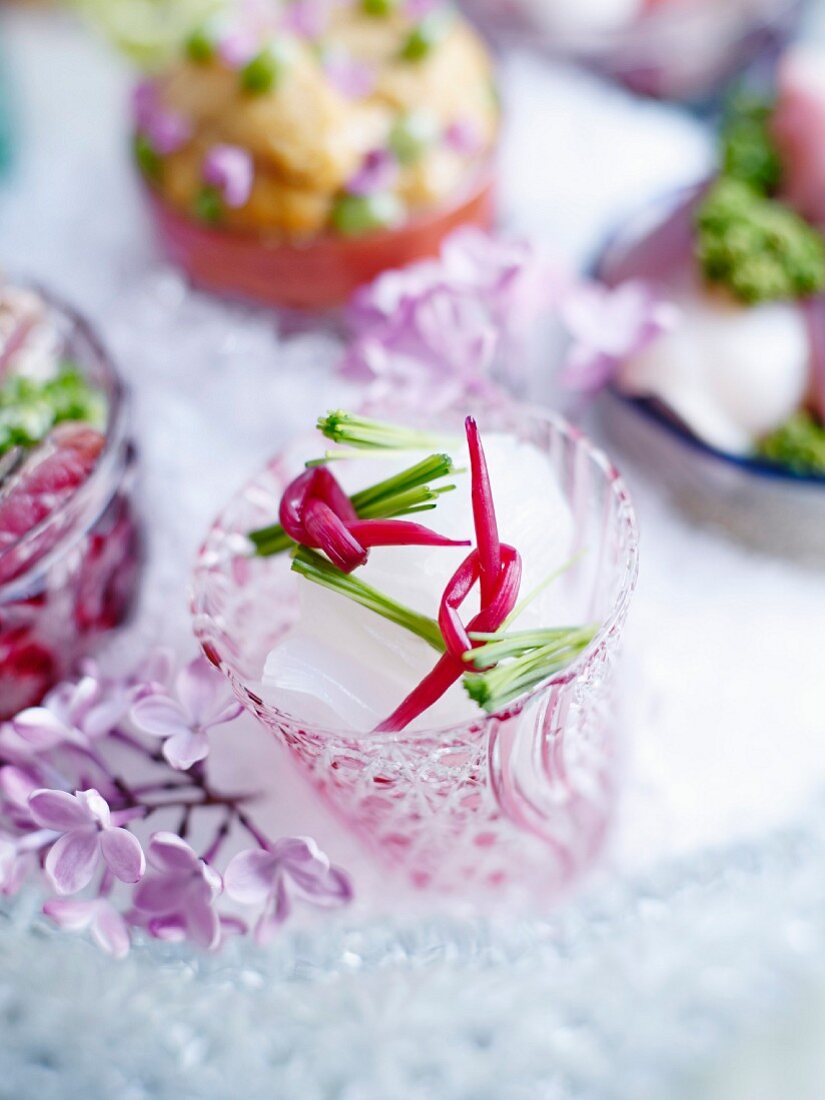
[377,544,521,732]
[465,416,501,606]
[278,465,466,574]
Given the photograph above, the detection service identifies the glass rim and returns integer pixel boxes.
[192,403,640,743]
[0,282,130,603]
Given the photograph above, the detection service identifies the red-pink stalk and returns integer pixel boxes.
[465,416,501,606]
[379,544,522,731]
[303,497,368,573]
[349,519,470,550]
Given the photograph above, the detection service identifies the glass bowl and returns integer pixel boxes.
[594,185,825,559]
[466,0,803,105]
[0,289,142,718]
[191,401,639,905]
[142,164,496,311]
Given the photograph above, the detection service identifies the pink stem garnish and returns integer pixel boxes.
[465,416,500,607]
[302,498,368,573]
[378,543,521,732]
[348,519,470,550]
[277,466,464,574]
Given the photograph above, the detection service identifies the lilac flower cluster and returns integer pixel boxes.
[339,227,676,405]
[0,653,351,958]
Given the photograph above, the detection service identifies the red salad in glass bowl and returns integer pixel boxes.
[0,283,142,717]
[133,0,498,309]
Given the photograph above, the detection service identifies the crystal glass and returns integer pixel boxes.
[0,290,142,717]
[191,402,638,904]
[465,0,803,105]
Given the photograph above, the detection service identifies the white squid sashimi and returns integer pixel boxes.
[617,277,810,455]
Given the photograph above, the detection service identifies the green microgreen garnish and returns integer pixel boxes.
[291,547,445,651]
[461,625,597,712]
[249,453,458,556]
[399,10,452,61]
[240,44,286,94]
[388,111,440,166]
[719,95,783,196]
[695,178,825,304]
[133,134,163,182]
[758,411,825,475]
[317,410,455,453]
[362,0,398,15]
[194,184,223,225]
[185,25,216,63]
[330,193,402,237]
[0,366,106,457]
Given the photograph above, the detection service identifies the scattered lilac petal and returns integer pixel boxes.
[130,695,190,739]
[99,826,145,884]
[281,0,328,38]
[323,52,376,99]
[132,79,191,156]
[218,30,259,68]
[225,836,351,944]
[45,826,99,895]
[444,118,484,155]
[162,729,210,771]
[559,279,680,392]
[44,898,130,959]
[202,145,254,208]
[347,149,398,198]
[28,788,93,831]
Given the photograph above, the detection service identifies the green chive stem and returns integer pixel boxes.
[291,547,445,653]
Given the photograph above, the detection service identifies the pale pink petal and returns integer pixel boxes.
[224,848,278,905]
[130,694,190,739]
[162,729,209,771]
[12,708,71,749]
[290,864,352,904]
[175,657,233,727]
[100,827,145,884]
[28,789,92,830]
[43,897,97,931]
[45,827,100,895]
[132,871,191,914]
[185,885,221,950]
[145,914,188,942]
[75,789,111,827]
[0,766,39,810]
[255,878,290,945]
[146,831,200,874]
[82,697,128,739]
[91,903,130,959]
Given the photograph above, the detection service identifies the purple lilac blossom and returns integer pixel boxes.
[132,81,191,156]
[130,655,242,770]
[28,788,145,895]
[132,832,223,951]
[559,279,680,392]
[347,150,399,198]
[44,897,131,958]
[225,837,352,944]
[202,145,255,209]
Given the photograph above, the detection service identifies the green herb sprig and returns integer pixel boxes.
[758,411,825,475]
[0,366,106,458]
[695,178,825,304]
